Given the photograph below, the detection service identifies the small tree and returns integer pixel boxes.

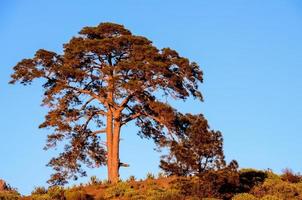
[160,114,226,176]
[10,22,203,184]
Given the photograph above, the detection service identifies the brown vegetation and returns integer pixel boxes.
[2,169,297,200]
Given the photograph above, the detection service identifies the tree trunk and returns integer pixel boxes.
[106,71,121,183]
[106,112,113,182]
[106,113,121,183]
[111,118,121,183]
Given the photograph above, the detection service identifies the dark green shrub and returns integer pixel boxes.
[172,168,239,199]
[239,169,267,193]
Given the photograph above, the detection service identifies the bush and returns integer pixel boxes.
[171,168,239,199]
[104,182,134,199]
[146,188,183,200]
[101,179,110,186]
[146,173,155,180]
[0,191,20,200]
[31,194,52,200]
[281,168,301,183]
[171,176,222,199]
[65,189,92,200]
[31,187,47,195]
[157,172,165,179]
[239,169,267,193]
[260,195,283,200]
[232,193,257,200]
[202,198,220,200]
[47,186,65,200]
[127,175,136,182]
[252,178,301,199]
[89,176,101,185]
[265,170,280,180]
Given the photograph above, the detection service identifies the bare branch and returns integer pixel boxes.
[121,112,141,125]
[80,97,95,110]
[91,129,106,135]
[118,94,134,112]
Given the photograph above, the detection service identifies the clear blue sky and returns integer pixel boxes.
[1,0,302,195]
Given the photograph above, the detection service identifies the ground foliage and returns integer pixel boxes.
[8,169,300,200]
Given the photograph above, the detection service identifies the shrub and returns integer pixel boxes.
[239,169,267,193]
[265,170,280,180]
[104,182,134,199]
[146,173,155,180]
[146,189,183,200]
[281,168,301,183]
[89,176,100,185]
[94,196,106,200]
[31,194,52,200]
[31,187,47,195]
[171,176,220,199]
[127,175,136,182]
[101,179,110,186]
[0,191,20,200]
[171,168,239,199]
[202,198,220,200]
[157,172,165,179]
[65,189,92,200]
[252,178,301,199]
[47,186,65,200]
[232,193,257,200]
[260,195,283,200]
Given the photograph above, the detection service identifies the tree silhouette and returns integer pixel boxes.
[10,22,203,184]
[160,114,226,176]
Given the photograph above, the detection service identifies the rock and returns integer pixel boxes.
[0,179,7,191]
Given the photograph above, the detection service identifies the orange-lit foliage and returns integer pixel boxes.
[10,22,203,184]
[281,168,301,183]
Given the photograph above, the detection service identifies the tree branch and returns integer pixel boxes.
[91,129,106,135]
[118,94,134,112]
[64,84,108,107]
[121,112,141,125]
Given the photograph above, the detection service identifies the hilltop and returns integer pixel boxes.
[2,168,302,200]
